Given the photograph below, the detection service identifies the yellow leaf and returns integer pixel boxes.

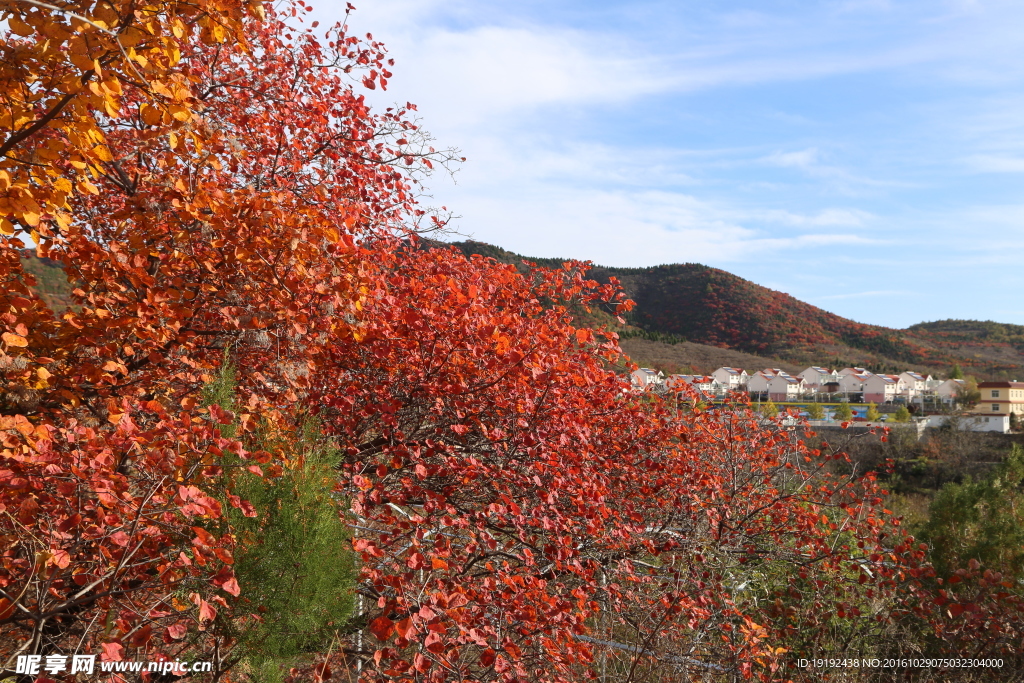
[53,177,73,193]
[2,332,28,347]
[77,180,99,195]
[93,144,113,162]
[21,211,40,227]
[36,367,51,381]
[151,81,172,98]
[0,219,15,236]
[209,23,227,43]
[169,104,191,122]
[0,170,10,191]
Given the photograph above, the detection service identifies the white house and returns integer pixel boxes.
[863,374,905,404]
[935,378,966,404]
[899,371,932,400]
[799,366,838,389]
[630,368,664,391]
[924,414,1010,434]
[746,371,773,395]
[838,371,873,396]
[838,367,870,377]
[711,367,749,391]
[767,374,806,402]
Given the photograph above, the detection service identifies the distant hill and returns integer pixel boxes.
[20,243,1024,379]
[17,252,75,311]
[441,240,1024,379]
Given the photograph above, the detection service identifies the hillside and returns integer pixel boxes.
[18,252,75,311]
[20,244,1024,378]
[443,240,1024,379]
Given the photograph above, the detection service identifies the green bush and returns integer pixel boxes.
[917,444,1024,581]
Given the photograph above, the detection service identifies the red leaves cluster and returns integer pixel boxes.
[2,0,448,670]
[0,401,244,656]
[296,245,940,681]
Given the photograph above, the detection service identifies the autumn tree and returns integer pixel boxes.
[1,0,452,672]
[289,245,931,682]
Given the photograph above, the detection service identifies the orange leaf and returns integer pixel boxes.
[2,332,28,347]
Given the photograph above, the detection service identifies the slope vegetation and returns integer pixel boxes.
[445,241,1024,378]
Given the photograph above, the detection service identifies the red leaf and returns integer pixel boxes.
[99,642,123,662]
[369,616,393,640]
[394,617,413,639]
[166,623,187,640]
[198,599,217,622]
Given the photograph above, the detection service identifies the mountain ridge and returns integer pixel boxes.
[441,240,1024,379]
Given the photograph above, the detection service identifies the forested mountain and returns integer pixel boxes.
[445,241,1024,378]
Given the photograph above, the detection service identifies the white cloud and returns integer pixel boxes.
[443,184,873,268]
[966,155,1024,173]
[764,148,820,169]
[751,208,874,227]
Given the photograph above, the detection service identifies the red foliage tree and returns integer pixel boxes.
[1,0,452,672]
[302,245,936,682]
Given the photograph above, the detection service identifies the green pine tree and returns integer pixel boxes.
[761,400,778,418]
[893,405,911,423]
[204,358,359,683]
[807,403,825,420]
[949,364,964,380]
[866,403,881,422]
[834,402,853,422]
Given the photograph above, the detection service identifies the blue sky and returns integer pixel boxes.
[308,0,1024,328]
